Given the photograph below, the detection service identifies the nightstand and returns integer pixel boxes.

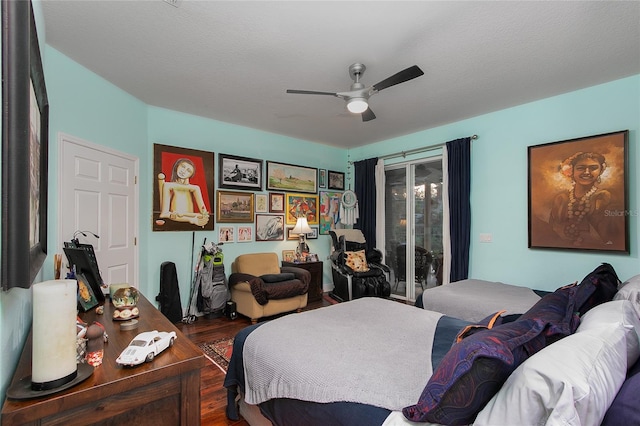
[282,261,323,302]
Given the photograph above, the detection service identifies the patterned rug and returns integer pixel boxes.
[199,337,234,373]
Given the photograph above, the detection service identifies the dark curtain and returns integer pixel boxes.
[447,138,472,282]
[353,158,378,248]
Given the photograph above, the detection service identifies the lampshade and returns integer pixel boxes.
[347,98,368,114]
[292,216,312,235]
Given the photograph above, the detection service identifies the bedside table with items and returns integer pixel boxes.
[282,261,323,302]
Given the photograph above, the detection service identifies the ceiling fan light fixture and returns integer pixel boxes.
[347,98,368,114]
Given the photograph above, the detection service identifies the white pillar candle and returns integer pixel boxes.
[32,279,78,390]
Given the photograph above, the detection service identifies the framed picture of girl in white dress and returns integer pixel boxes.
[528,130,628,253]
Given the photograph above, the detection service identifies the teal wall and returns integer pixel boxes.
[146,107,345,307]
[1,1,638,402]
[350,75,639,290]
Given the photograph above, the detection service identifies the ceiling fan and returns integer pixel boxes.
[286,63,424,122]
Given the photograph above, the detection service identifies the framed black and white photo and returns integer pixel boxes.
[307,227,319,239]
[218,153,262,190]
[2,1,49,289]
[328,170,345,190]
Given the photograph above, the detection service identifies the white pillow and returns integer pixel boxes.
[614,274,640,316]
[475,301,640,426]
[578,300,640,363]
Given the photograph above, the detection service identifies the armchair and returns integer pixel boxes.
[229,253,310,323]
[329,229,391,301]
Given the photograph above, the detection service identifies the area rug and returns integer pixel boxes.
[199,337,234,373]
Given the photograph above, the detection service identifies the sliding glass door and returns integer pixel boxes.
[384,158,443,301]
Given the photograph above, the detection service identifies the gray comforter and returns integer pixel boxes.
[242,297,443,410]
[421,279,542,322]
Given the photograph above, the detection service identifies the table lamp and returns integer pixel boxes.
[291,216,313,256]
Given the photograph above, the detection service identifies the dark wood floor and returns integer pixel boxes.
[175,296,333,426]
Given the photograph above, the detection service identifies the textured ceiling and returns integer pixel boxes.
[41,1,640,149]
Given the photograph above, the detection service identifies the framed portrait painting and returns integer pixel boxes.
[255,214,284,241]
[153,144,215,231]
[286,193,319,225]
[528,130,628,252]
[2,1,49,290]
[266,161,317,193]
[217,191,254,223]
[218,153,262,190]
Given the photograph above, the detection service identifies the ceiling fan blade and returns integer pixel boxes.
[372,65,424,92]
[286,89,338,96]
[361,107,376,122]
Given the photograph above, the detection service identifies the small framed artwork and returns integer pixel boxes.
[528,130,628,252]
[307,253,319,262]
[216,190,254,223]
[319,191,343,235]
[218,153,262,190]
[286,226,298,240]
[255,214,285,241]
[266,161,318,194]
[286,193,319,225]
[255,193,268,213]
[219,226,235,243]
[319,169,327,188]
[282,250,296,263]
[269,192,285,213]
[307,227,319,239]
[328,170,345,190]
[238,226,253,242]
[77,273,99,312]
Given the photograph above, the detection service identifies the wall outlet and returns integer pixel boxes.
[479,233,493,243]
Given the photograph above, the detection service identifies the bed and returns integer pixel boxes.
[224,264,640,426]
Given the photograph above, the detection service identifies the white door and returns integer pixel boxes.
[58,133,139,288]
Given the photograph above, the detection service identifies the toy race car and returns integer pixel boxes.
[116,330,176,366]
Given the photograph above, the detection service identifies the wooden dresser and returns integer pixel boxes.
[282,260,323,302]
[2,293,205,425]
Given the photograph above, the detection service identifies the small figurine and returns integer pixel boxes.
[112,287,140,320]
[86,322,107,366]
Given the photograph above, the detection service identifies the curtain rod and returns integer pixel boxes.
[377,134,478,161]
